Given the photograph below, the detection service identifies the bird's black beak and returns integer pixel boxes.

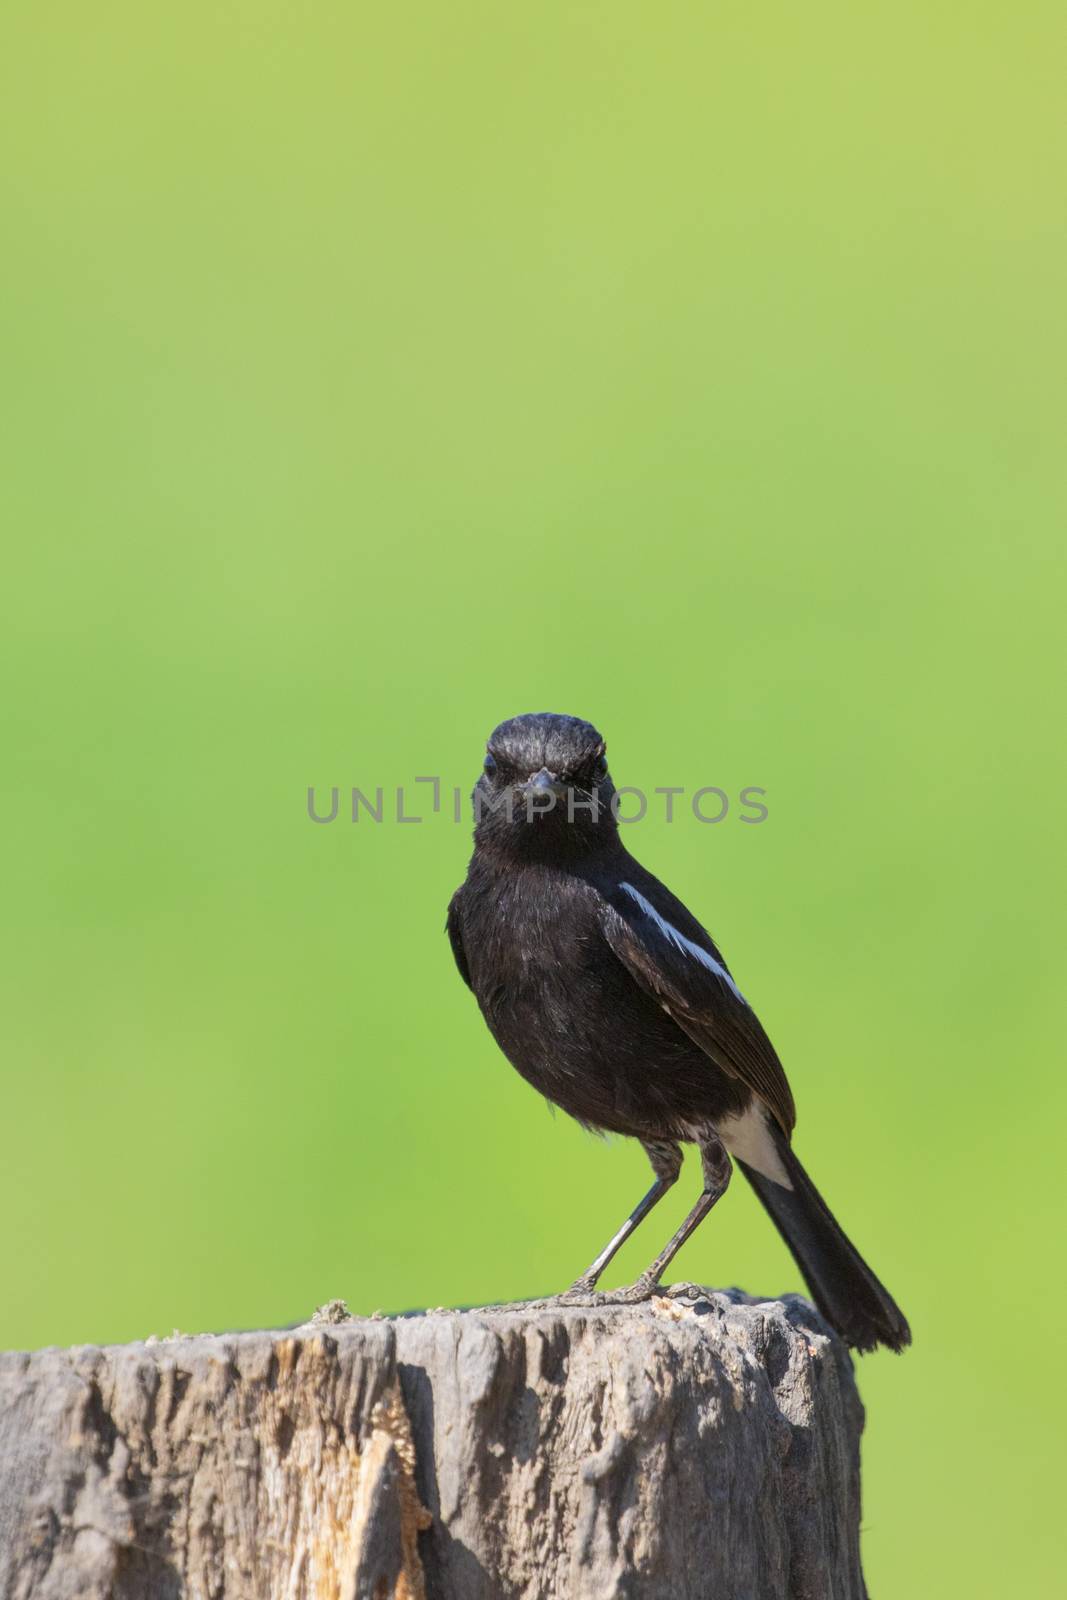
[524,766,564,797]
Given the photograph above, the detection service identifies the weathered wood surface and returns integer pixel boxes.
[0,1287,866,1600]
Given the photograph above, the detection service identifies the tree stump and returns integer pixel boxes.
[0,1287,866,1599]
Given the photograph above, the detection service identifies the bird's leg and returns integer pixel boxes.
[558,1140,682,1300]
[604,1136,732,1305]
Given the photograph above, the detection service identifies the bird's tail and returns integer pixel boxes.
[736,1127,911,1354]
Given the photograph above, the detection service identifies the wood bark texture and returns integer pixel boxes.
[0,1288,866,1600]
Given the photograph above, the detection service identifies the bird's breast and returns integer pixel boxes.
[464,874,616,1049]
[459,867,716,1139]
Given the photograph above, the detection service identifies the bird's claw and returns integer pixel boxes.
[552,1277,608,1307]
[552,1274,661,1308]
[599,1275,660,1305]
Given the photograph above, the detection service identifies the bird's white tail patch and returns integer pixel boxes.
[717,1104,793,1188]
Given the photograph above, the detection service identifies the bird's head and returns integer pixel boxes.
[473,711,617,855]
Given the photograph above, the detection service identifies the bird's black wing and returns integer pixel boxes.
[599,877,796,1135]
[446,890,473,989]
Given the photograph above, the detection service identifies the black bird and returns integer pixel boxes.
[446,712,910,1354]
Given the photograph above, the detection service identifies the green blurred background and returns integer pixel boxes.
[1,3,1063,1592]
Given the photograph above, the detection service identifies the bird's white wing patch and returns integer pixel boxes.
[619,882,748,1005]
[716,1103,793,1188]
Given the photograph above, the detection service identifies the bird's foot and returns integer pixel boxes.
[551,1275,609,1308]
[597,1273,661,1305]
[551,1273,661,1308]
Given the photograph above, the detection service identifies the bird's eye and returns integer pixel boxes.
[483,751,497,774]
